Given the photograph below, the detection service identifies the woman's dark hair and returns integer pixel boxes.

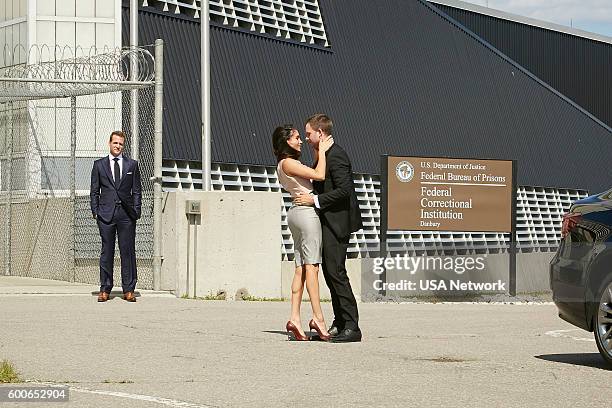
[272,124,300,162]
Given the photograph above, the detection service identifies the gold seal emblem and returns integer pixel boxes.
[395,161,414,182]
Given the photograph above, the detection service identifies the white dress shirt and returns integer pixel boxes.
[108,153,124,180]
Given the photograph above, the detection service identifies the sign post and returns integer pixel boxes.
[509,161,517,295]
[379,155,389,296]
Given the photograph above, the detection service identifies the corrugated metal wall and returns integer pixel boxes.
[122,9,201,161]
[432,2,612,132]
[123,0,612,193]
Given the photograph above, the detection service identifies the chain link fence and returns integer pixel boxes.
[1,44,162,289]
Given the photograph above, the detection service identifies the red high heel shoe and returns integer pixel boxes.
[286,321,309,341]
[309,319,331,341]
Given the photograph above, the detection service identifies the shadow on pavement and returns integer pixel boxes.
[263,330,326,341]
[535,353,611,370]
[90,290,141,299]
[263,330,288,336]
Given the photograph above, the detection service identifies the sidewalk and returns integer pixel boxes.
[0,276,174,297]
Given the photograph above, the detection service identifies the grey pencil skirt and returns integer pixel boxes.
[287,205,322,266]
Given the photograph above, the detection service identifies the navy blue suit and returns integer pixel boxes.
[90,155,142,293]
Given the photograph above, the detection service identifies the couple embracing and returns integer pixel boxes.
[272,114,363,343]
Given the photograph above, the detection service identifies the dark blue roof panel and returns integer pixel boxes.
[125,0,612,192]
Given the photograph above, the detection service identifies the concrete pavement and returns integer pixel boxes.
[0,276,609,407]
[0,276,173,297]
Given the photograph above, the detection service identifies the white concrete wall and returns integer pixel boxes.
[360,252,555,300]
[161,192,283,300]
[282,253,554,302]
[516,252,555,293]
[281,259,363,302]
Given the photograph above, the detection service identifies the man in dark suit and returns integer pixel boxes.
[90,131,142,302]
[295,114,363,342]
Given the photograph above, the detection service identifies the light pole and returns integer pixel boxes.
[201,0,211,191]
[130,0,139,160]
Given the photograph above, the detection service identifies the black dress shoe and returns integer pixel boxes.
[328,325,341,338]
[331,328,362,343]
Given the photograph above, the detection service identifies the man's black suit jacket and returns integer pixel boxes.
[90,156,142,223]
[313,144,363,239]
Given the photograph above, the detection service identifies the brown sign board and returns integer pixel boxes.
[385,156,514,232]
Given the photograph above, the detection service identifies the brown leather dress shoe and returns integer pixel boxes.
[123,291,136,302]
[97,292,109,302]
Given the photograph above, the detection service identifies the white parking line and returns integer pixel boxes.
[545,329,595,342]
[35,383,215,408]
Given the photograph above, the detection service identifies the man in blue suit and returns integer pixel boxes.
[90,131,142,302]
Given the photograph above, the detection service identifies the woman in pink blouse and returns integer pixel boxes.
[272,124,334,341]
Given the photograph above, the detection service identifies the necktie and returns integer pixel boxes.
[113,157,120,186]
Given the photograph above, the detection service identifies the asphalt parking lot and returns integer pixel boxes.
[0,279,610,407]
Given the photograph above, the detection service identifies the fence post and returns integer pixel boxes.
[70,96,77,282]
[152,39,164,291]
[4,102,14,276]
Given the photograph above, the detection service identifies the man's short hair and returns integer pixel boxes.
[109,130,126,142]
[306,113,333,136]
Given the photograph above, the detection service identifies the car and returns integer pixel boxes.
[550,188,612,365]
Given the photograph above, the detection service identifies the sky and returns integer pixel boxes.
[459,0,612,37]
